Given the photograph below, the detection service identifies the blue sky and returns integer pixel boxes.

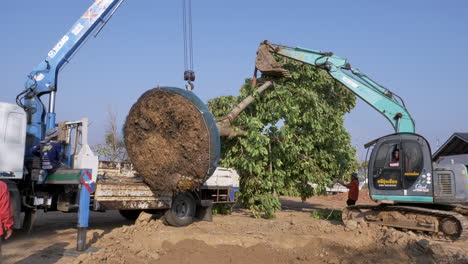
[2,0,467,160]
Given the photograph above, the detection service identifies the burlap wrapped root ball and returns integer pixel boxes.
[124,88,211,192]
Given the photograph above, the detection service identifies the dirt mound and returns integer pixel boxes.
[154,237,404,264]
[74,209,468,264]
[124,88,210,192]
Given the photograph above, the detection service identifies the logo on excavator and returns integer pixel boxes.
[48,35,70,59]
[342,76,359,89]
[413,183,429,192]
[377,178,398,187]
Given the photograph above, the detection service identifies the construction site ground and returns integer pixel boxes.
[3,190,467,264]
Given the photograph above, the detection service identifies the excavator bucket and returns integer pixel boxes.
[255,41,291,78]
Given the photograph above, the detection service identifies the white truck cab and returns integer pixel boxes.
[0,102,26,179]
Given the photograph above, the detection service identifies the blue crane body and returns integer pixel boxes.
[256,40,468,240]
[11,0,124,251]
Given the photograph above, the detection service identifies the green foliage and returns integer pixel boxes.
[208,60,357,218]
[212,204,234,215]
[93,134,128,162]
[311,209,342,222]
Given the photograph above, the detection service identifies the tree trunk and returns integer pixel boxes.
[216,81,273,138]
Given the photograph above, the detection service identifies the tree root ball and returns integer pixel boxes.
[124,88,211,192]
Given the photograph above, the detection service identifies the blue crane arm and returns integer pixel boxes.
[18,0,124,157]
[258,41,415,133]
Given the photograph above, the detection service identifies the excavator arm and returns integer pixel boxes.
[256,41,415,134]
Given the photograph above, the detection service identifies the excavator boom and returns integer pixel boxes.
[255,41,415,134]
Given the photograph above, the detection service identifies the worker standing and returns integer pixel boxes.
[336,173,360,206]
[32,128,64,181]
[0,180,13,262]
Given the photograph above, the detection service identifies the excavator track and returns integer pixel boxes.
[342,204,468,241]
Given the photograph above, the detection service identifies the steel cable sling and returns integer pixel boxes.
[182,0,195,90]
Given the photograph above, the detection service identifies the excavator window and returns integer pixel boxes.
[372,139,425,191]
[401,141,423,188]
[373,144,390,169]
[373,143,402,190]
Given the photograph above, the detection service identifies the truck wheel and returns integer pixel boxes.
[119,210,142,220]
[163,192,196,227]
[8,184,22,229]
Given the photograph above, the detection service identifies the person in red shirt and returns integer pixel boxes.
[0,181,13,259]
[336,173,360,206]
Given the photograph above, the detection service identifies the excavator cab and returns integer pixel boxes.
[367,133,435,203]
[368,133,468,205]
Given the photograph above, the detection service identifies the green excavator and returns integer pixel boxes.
[255,40,468,240]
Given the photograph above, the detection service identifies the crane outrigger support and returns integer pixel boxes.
[255,40,416,134]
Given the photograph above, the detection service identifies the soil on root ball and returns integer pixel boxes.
[124,88,210,192]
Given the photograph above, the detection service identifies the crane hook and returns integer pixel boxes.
[184,70,195,91]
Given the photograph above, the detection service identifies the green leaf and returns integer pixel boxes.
[207,58,357,218]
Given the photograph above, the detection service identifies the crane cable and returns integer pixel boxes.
[182,0,195,90]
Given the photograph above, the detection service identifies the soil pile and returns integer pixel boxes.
[124,88,210,192]
[74,209,468,264]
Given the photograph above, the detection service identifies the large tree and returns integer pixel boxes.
[208,59,357,218]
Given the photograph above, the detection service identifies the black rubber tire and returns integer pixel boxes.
[163,192,196,227]
[119,210,142,220]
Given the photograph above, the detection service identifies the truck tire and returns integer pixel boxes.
[119,210,142,220]
[163,192,196,227]
[7,182,22,229]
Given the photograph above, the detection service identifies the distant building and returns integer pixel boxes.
[433,133,468,166]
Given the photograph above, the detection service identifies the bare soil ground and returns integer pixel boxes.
[3,192,467,264]
[2,211,132,264]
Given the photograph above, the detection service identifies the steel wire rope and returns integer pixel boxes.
[182,0,195,89]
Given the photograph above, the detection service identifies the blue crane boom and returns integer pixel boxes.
[256,41,415,134]
[17,0,125,157]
